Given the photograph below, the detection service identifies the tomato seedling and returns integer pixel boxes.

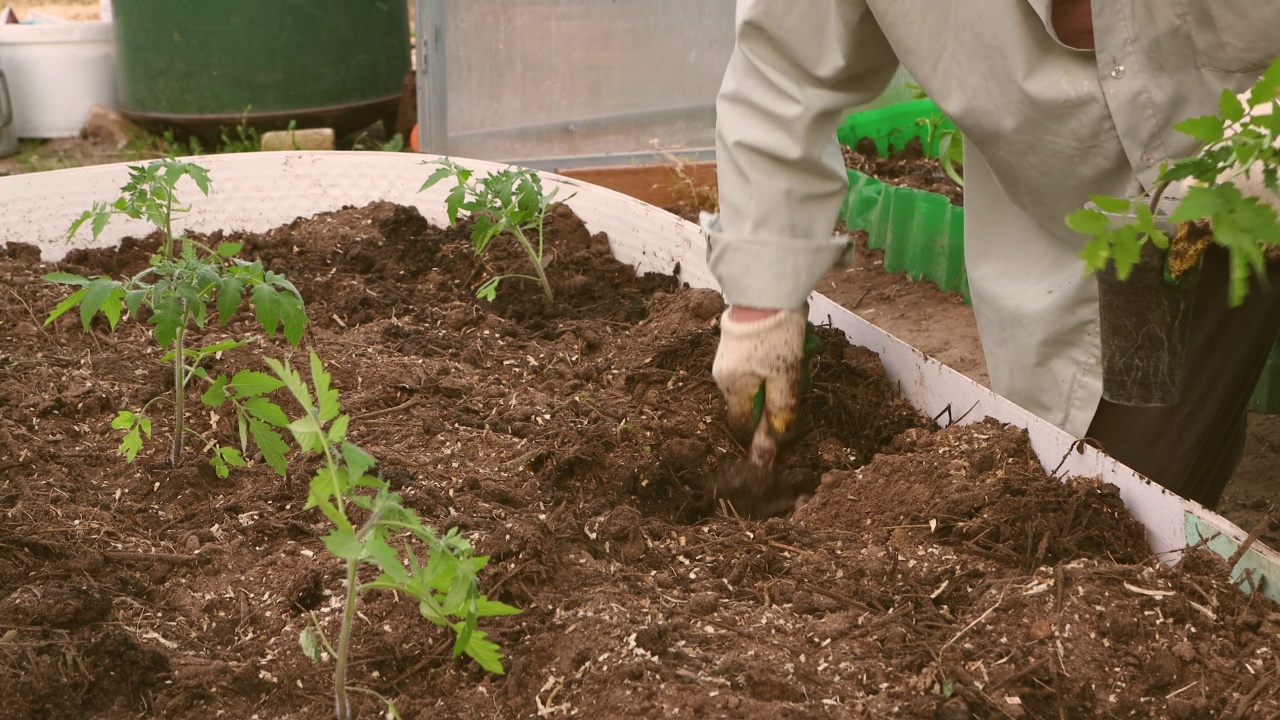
[271,351,517,720]
[420,158,573,303]
[1067,57,1280,306]
[44,159,307,476]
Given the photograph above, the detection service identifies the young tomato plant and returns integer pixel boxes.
[269,351,517,720]
[1067,58,1280,305]
[43,159,307,476]
[419,158,573,303]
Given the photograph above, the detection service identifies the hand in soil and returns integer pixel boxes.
[701,458,799,519]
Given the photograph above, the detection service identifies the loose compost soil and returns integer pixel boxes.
[2,201,1278,720]
[842,137,964,207]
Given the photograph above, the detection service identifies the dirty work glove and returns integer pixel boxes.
[712,307,807,444]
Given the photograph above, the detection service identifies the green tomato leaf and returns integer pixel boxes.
[1169,184,1228,223]
[460,629,506,675]
[1065,208,1111,237]
[244,397,289,427]
[79,278,123,331]
[229,369,285,398]
[299,626,323,665]
[341,440,377,481]
[43,271,91,287]
[419,165,456,192]
[310,350,339,422]
[1173,115,1225,144]
[1088,195,1132,215]
[201,374,229,406]
[476,277,501,302]
[364,535,409,584]
[321,527,362,561]
[111,410,137,431]
[1109,227,1143,282]
[475,596,522,617]
[44,288,85,327]
[248,418,290,477]
[1220,87,1246,124]
[217,277,243,325]
[327,414,350,444]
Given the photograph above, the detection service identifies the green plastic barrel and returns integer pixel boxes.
[112,0,410,136]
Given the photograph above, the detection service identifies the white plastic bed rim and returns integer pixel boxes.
[1,151,1276,598]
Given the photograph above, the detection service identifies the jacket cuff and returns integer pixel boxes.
[701,212,854,309]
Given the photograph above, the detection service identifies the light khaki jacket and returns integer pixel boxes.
[707,0,1280,436]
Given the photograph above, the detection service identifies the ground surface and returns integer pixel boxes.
[2,200,1280,719]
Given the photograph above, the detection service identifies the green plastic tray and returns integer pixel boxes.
[836,100,1280,414]
[836,100,969,301]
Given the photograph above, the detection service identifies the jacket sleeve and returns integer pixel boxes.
[707,0,901,309]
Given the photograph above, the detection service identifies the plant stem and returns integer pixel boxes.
[1148,180,1171,216]
[163,191,175,259]
[513,227,553,303]
[169,325,185,468]
[333,557,358,720]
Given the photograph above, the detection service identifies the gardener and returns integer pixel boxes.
[706,0,1280,509]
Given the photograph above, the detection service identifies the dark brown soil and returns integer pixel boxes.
[843,137,964,207]
[2,201,1277,719]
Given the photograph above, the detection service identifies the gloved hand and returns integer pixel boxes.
[712,307,808,445]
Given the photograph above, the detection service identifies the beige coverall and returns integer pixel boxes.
[706,0,1280,441]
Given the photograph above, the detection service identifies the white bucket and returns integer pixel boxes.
[0,21,116,139]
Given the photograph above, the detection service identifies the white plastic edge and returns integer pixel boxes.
[0,151,1273,581]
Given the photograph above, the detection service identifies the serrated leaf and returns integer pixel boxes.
[265,357,314,414]
[79,278,122,331]
[201,374,229,406]
[342,441,377,480]
[43,271,91,286]
[209,453,230,479]
[1089,195,1132,215]
[124,289,147,317]
[299,626,323,665]
[419,165,455,192]
[218,445,247,468]
[249,418,290,476]
[250,284,283,338]
[229,370,285,398]
[216,242,242,259]
[475,596,521,617]
[322,527,362,561]
[118,425,144,462]
[112,411,137,431]
[1065,209,1110,237]
[1169,184,1227,223]
[44,288,85,326]
[1109,227,1143,281]
[195,338,251,355]
[364,535,409,584]
[1220,87,1246,124]
[476,277,500,302]
[310,350,339,422]
[245,397,289,427]
[151,292,185,348]
[1173,115,1225,144]
[327,414,350,444]
[217,277,243,325]
[460,629,506,675]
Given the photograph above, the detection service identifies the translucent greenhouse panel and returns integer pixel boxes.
[414,0,919,166]
[423,0,736,165]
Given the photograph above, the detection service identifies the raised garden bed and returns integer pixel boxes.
[2,154,1280,719]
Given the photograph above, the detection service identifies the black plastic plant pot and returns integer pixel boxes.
[1097,241,1199,406]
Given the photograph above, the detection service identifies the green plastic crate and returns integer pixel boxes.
[836,100,969,301]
